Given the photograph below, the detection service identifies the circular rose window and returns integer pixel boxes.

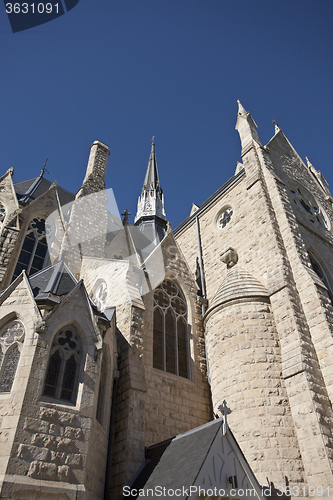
[217,208,233,229]
[288,182,329,230]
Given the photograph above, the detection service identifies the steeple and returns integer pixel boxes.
[235,100,261,152]
[142,137,161,193]
[134,138,167,243]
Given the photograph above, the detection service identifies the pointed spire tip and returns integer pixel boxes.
[237,99,247,115]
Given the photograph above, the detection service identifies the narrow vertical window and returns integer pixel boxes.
[153,279,189,378]
[308,252,333,305]
[12,217,48,281]
[43,327,81,404]
[165,309,176,374]
[0,320,25,393]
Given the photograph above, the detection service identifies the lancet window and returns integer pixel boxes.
[153,279,189,378]
[0,319,25,393]
[12,217,49,281]
[43,326,81,404]
[308,252,333,306]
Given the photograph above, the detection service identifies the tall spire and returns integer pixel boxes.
[134,138,167,243]
[142,137,161,193]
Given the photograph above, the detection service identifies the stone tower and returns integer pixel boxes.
[174,101,333,494]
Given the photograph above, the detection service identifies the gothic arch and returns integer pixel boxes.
[42,325,82,404]
[12,215,50,281]
[307,250,333,305]
[153,278,190,379]
[0,318,25,393]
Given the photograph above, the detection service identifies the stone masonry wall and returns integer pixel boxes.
[0,280,115,500]
[110,234,212,500]
[175,138,333,494]
[204,298,306,490]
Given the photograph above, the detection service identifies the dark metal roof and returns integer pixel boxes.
[29,261,78,299]
[14,177,75,206]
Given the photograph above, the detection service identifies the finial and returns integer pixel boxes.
[41,157,49,176]
[121,209,131,225]
[218,400,232,435]
[305,156,313,168]
[237,99,247,115]
[166,221,172,234]
[272,120,280,134]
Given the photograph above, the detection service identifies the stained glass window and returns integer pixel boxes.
[43,327,81,404]
[153,279,189,378]
[0,320,25,393]
[12,217,49,281]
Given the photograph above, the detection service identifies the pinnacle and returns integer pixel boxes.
[237,99,247,115]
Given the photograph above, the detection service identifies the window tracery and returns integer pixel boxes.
[289,182,328,229]
[93,281,108,312]
[217,207,233,229]
[43,327,81,404]
[12,217,49,281]
[0,320,25,393]
[153,279,189,378]
[0,203,6,227]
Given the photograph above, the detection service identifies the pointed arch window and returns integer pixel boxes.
[12,217,49,281]
[43,326,81,404]
[308,252,333,306]
[153,279,189,378]
[0,320,25,393]
[0,203,6,230]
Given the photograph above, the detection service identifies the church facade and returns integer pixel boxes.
[0,102,332,499]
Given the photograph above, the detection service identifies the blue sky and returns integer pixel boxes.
[0,0,332,228]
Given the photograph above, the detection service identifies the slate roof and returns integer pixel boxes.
[143,419,222,499]
[29,261,78,300]
[28,261,115,322]
[124,438,173,499]
[14,177,75,206]
[124,419,222,500]
[125,418,266,500]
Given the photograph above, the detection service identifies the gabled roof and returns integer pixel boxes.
[29,260,78,301]
[127,418,266,500]
[14,177,74,206]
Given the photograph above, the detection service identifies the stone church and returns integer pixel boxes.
[0,101,332,500]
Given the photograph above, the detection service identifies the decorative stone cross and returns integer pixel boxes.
[122,209,131,225]
[218,400,231,435]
